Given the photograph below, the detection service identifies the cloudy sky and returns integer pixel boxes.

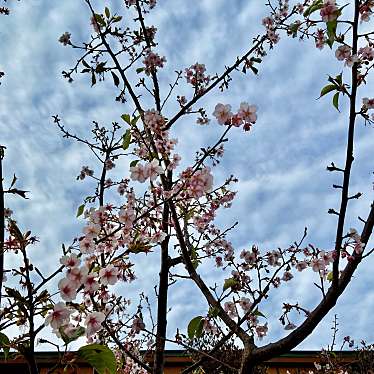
[0,0,373,352]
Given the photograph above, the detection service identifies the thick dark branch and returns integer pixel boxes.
[167,201,250,345]
[332,0,360,287]
[153,203,170,374]
[250,200,374,364]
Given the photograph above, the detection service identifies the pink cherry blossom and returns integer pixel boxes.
[58,32,71,46]
[151,231,166,243]
[142,50,166,75]
[167,154,181,170]
[262,16,274,28]
[344,54,359,67]
[187,167,213,198]
[131,317,145,334]
[335,45,351,61]
[85,311,105,337]
[45,302,71,330]
[212,103,233,125]
[67,266,88,287]
[239,297,252,312]
[3,208,13,218]
[255,323,268,339]
[144,109,166,133]
[118,207,136,227]
[224,301,238,319]
[238,103,257,123]
[79,237,96,254]
[84,272,99,294]
[83,223,101,239]
[282,271,293,282]
[320,251,333,266]
[359,46,374,61]
[363,97,374,109]
[144,159,163,181]
[104,158,115,170]
[359,4,373,22]
[60,254,81,268]
[58,278,78,302]
[320,0,338,22]
[99,264,119,285]
[267,29,280,44]
[203,318,218,334]
[295,260,307,272]
[311,258,325,273]
[315,29,325,50]
[130,163,148,183]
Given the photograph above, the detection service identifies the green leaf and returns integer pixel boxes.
[0,332,10,360]
[303,0,323,17]
[249,65,258,75]
[253,308,267,319]
[131,115,141,126]
[127,242,152,254]
[250,57,262,63]
[190,247,201,269]
[122,130,131,151]
[104,7,110,18]
[111,71,120,87]
[78,344,116,374]
[113,16,122,23]
[130,160,139,168]
[223,277,238,291]
[326,19,337,48]
[319,84,336,98]
[333,92,340,111]
[59,326,86,345]
[94,13,106,27]
[289,22,300,38]
[82,60,90,69]
[121,114,131,125]
[327,271,333,282]
[76,204,85,218]
[208,307,220,318]
[335,72,342,85]
[91,72,96,87]
[187,316,204,339]
[136,67,144,74]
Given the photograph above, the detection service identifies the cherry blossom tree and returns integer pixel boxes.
[1,1,374,374]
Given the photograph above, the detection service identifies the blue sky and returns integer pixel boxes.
[1,0,373,351]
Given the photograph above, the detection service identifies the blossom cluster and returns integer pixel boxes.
[335,45,358,67]
[320,0,338,22]
[142,50,166,75]
[179,167,214,199]
[78,165,94,180]
[223,298,268,339]
[185,63,210,94]
[45,300,106,339]
[130,159,163,183]
[59,32,71,46]
[359,1,373,22]
[213,102,257,131]
[143,109,166,134]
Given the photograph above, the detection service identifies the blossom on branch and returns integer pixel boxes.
[85,311,105,337]
[45,302,71,330]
